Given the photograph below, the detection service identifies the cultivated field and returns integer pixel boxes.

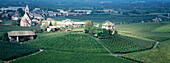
[100,35,155,53]
[11,50,134,63]
[123,40,170,63]
[66,14,155,23]
[0,41,39,61]
[116,22,170,42]
[26,32,108,53]
[116,21,170,63]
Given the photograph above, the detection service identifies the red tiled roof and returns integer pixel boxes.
[36,21,40,24]
[0,20,3,22]
[34,14,42,17]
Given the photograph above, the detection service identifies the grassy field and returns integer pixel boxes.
[100,35,155,53]
[116,22,170,42]
[152,23,170,32]
[25,32,108,53]
[11,50,135,63]
[0,41,39,61]
[123,40,170,63]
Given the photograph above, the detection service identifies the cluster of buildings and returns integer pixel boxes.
[152,18,162,22]
[6,5,116,42]
[0,5,118,22]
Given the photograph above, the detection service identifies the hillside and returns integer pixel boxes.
[9,32,139,63]
[116,21,170,63]
[100,35,155,53]
[11,50,134,63]
[123,40,170,63]
[0,41,39,61]
[116,22,170,42]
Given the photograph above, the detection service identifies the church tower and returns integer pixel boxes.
[25,5,29,14]
[20,5,32,27]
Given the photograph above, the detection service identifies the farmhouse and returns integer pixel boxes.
[20,5,32,27]
[8,31,35,42]
[102,22,115,34]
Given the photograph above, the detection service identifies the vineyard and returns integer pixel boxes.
[152,23,170,32]
[11,50,134,63]
[26,32,108,53]
[123,39,170,63]
[116,22,170,42]
[0,41,39,61]
[100,35,155,53]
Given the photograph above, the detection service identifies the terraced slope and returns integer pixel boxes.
[26,32,108,53]
[0,41,39,61]
[11,50,135,63]
[123,40,170,63]
[100,35,155,53]
[116,22,170,42]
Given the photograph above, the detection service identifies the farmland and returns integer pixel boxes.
[11,50,134,63]
[66,14,155,23]
[0,41,39,61]
[123,39,170,63]
[100,35,155,53]
[26,32,108,53]
[116,22,170,42]
[152,23,170,32]
[116,21,170,63]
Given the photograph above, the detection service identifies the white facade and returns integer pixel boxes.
[12,17,20,20]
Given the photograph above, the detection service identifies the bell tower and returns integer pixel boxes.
[25,5,29,14]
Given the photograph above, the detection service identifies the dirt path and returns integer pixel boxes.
[88,35,121,57]
[152,42,160,49]
[10,49,43,62]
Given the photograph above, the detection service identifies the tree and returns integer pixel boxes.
[85,20,93,32]
[41,22,48,31]
[54,22,57,26]
[37,21,42,26]
[49,21,53,26]
[2,32,9,41]
[17,8,25,16]
[68,25,72,29]
[17,19,21,26]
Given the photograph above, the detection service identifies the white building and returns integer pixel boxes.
[42,18,86,28]
[102,22,115,34]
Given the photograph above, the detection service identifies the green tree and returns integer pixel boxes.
[17,19,21,26]
[41,22,48,31]
[37,21,42,26]
[54,22,57,26]
[17,8,25,16]
[2,32,9,41]
[85,20,93,32]
[49,22,53,26]
[68,25,72,29]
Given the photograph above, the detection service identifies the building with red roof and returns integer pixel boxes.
[34,14,44,21]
